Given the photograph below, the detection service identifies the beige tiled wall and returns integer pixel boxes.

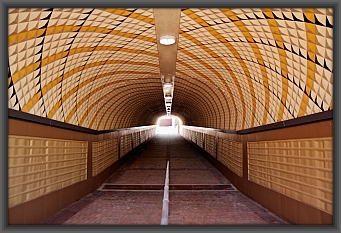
[8,135,88,208]
[248,137,333,214]
[92,137,118,177]
[218,138,243,177]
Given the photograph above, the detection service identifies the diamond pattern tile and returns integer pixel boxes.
[8,8,333,130]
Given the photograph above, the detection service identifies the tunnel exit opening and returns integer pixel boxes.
[156,115,183,134]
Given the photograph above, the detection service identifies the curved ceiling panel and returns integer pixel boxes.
[8,8,333,131]
[8,8,165,130]
[176,8,333,130]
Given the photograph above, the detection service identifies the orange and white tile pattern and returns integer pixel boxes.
[8,8,333,130]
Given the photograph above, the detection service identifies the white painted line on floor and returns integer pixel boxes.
[161,160,169,225]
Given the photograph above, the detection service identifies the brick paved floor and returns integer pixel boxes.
[42,133,288,225]
[168,191,285,225]
[64,191,163,225]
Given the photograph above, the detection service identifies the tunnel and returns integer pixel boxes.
[6,6,335,226]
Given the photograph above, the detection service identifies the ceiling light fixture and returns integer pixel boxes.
[164,74,173,83]
[160,74,175,115]
[159,35,176,45]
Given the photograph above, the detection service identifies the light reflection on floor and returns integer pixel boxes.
[156,126,179,134]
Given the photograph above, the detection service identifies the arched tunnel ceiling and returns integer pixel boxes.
[8,8,333,131]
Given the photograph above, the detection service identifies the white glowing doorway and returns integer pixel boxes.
[156,115,183,134]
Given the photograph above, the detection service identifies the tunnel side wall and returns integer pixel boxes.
[7,117,157,225]
[181,112,333,225]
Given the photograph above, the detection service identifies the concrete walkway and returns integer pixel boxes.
[42,133,288,225]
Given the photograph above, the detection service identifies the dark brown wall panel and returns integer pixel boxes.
[8,118,94,141]
[243,120,332,142]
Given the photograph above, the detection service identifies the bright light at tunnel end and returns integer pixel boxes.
[156,115,183,134]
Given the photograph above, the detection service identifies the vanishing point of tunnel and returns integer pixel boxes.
[7,6,333,226]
